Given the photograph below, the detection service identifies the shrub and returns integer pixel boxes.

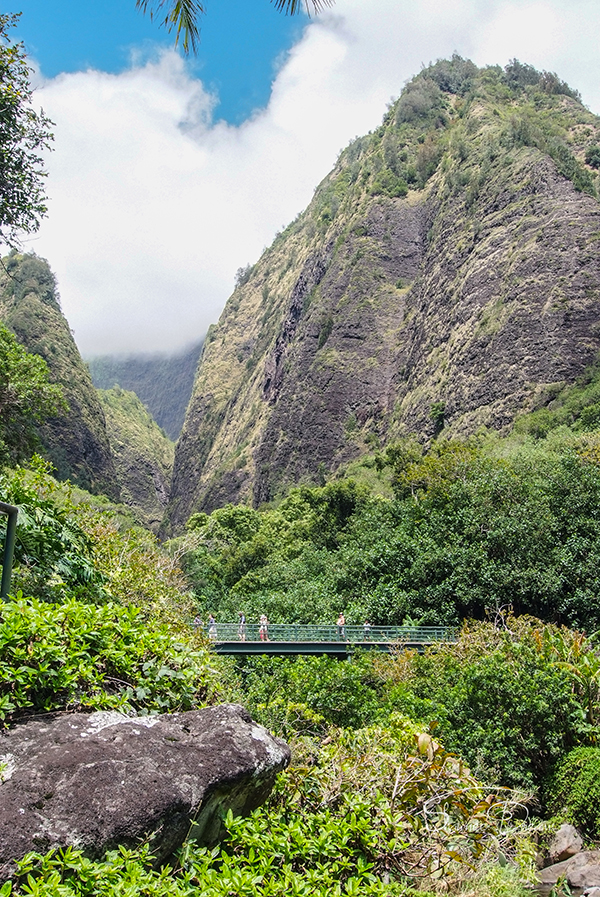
[547,746,600,838]
[585,145,600,169]
[0,594,214,722]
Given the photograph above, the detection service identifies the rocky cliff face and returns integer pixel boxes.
[168,58,600,528]
[0,253,120,499]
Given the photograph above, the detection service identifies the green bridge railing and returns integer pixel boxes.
[200,623,457,644]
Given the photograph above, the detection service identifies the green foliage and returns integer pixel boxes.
[395,78,446,125]
[184,427,600,632]
[503,110,595,196]
[547,747,600,838]
[502,59,580,99]
[515,361,600,438]
[376,618,591,791]
[9,722,530,896]
[0,459,103,602]
[0,459,197,629]
[370,168,408,198]
[585,145,600,169]
[423,55,478,96]
[0,593,212,722]
[0,324,66,464]
[0,15,53,246]
[241,653,383,733]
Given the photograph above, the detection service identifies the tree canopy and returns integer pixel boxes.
[0,14,53,248]
[0,322,66,464]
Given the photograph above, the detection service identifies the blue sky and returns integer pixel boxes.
[12,0,306,123]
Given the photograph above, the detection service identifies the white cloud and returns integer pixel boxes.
[26,0,600,356]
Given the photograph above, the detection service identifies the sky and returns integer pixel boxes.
[6,0,600,358]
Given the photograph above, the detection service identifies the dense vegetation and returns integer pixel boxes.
[0,323,65,464]
[0,252,119,498]
[180,406,600,632]
[0,14,52,247]
[98,386,174,530]
[3,355,600,893]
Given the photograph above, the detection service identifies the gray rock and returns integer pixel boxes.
[0,704,290,879]
[538,852,600,892]
[549,824,584,863]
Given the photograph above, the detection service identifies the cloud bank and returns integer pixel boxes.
[27,0,600,356]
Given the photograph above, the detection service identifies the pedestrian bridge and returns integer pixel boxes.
[207,623,458,657]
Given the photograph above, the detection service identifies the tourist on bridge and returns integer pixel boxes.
[238,611,247,641]
[208,614,217,640]
[363,619,372,641]
[337,612,346,640]
[259,613,269,641]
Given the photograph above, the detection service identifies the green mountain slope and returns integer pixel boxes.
[88,342,202,441]
[98,386,174,531]
[168,57,600,528]
[0,252,120,499]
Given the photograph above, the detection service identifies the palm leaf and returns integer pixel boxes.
[135,0,204,55]
[136,0,333,55]
[271,0,335,13]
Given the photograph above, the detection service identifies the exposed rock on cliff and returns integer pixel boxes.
[0,704,290,879]
[0,253,119,499]
[168,58,600,526]
[98,386,174,531]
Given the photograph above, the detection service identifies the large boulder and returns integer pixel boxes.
[548,824,584,864]
[0,704,289,878]
[538,851,600,893]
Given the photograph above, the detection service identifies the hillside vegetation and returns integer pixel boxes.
[3,54,600,897]
[0,253,119,499]
[2,455,600,896]
[170,56,600,524]
[98,386,174,531]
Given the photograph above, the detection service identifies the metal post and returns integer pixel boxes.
[0,502,18,601]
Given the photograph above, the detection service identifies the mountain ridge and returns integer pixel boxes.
[166,57,600,529]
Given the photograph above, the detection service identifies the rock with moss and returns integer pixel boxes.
[0,704,290,879]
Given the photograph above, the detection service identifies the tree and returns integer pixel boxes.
[0,14,53,248]
[0,322,66,464]
[136,0,334,55]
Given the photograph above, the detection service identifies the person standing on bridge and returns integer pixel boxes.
[363,619,372,641]
[238,611,247,641]
[259,613,269,641]
[337,612,346,640]
[208,614,217,640]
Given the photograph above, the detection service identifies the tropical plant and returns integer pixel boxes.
[0,593,214,722]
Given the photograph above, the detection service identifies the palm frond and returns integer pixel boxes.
[135,0,204,55]
[271,0,335,15]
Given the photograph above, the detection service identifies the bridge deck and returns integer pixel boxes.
[213,639,437,656]
[200,623,457,656]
